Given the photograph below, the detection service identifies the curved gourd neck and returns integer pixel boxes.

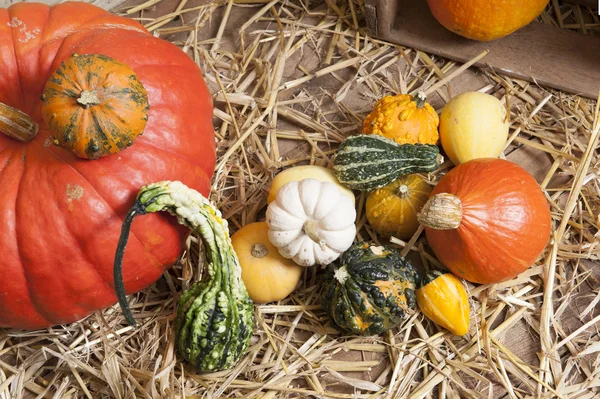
[112,182,237,327]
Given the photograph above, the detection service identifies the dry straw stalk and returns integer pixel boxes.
[1,0,599,398]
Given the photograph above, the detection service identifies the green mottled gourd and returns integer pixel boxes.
[332,135,442,191]
[322,243,418,335]
[113,181,254,372]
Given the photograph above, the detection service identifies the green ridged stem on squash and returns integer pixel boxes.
[332,135,442,191]
[321,242,418,335]
[113,181,254,372]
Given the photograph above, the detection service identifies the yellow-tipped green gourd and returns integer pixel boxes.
[416,270,470,336]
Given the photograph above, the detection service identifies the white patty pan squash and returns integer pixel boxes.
[266,178,357,267]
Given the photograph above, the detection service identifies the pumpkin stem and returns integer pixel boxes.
[302,220,327,249]
[418,193,462,230]
[413,91,427,109]
[113,200,147,327]
[0,101,39,142]
[77,90,101,109]
[251,244,268,258]
[333,265,350,284]
[396,184,409,198]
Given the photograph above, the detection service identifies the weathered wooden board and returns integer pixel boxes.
[365,0,600,99]
[564,0,597,7]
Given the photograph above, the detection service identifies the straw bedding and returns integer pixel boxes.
[1,0,599,398]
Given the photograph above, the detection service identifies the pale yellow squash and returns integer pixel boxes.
[416,270,470,336]
[439,92,509,165]
[231,222,303,303]
[366,174,432,240]
[268,165,355,205]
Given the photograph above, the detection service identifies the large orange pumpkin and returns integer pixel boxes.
[0,2,215,329]
[418,159,551,284]
[426,0,550,41]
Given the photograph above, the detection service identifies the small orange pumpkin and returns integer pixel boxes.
[42,53,150,159]
[366,174,433,240]
[426,0,550,41]
[418,158,551,284]
[362,92,439,145]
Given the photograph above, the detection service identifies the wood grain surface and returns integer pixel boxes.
[366,0,600,99]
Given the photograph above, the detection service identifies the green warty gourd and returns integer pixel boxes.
[113,181,254,373]
[322,242,418,335]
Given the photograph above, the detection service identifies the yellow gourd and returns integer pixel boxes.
[416,270,470,336]
[268,165,355,205]
[362,92,439,145]
[231,222,303,303]
[365,174,433,240]
[439,91,509,165]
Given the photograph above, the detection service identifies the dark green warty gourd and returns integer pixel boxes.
[322,243,418,335]
[113,181,254,372]
[332,135,442,191]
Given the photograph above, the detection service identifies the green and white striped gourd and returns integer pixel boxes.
[113,181,254,372]
[332,135,442,191]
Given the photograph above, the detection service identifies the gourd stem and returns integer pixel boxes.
[418,193,463,230]
[77,90,101,109]
[0,101,39,142]
[113,200,147,327]
[303,220,326,249]
[251,244,268,258]
[333,266,350,284]
[396,184,409,198]
[413,91,427,109]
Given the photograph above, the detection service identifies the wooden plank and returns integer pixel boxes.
[365,0,600,99]
[563,0,597,8]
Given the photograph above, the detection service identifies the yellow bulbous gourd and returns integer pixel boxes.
[268,165,355,205]
[366,174,432,240]
[416,270,470,336]
[231,222,303,303]
[439,92,509,165]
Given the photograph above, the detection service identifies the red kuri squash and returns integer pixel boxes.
[418,158,551,284]
[0,2,215,329]
[426,0,549,41]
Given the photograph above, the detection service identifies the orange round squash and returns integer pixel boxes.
[366,174,432,240]
[362,92,439,145]
[426,0,550,41]
[42,53,149,159]
[418,158,551,284]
